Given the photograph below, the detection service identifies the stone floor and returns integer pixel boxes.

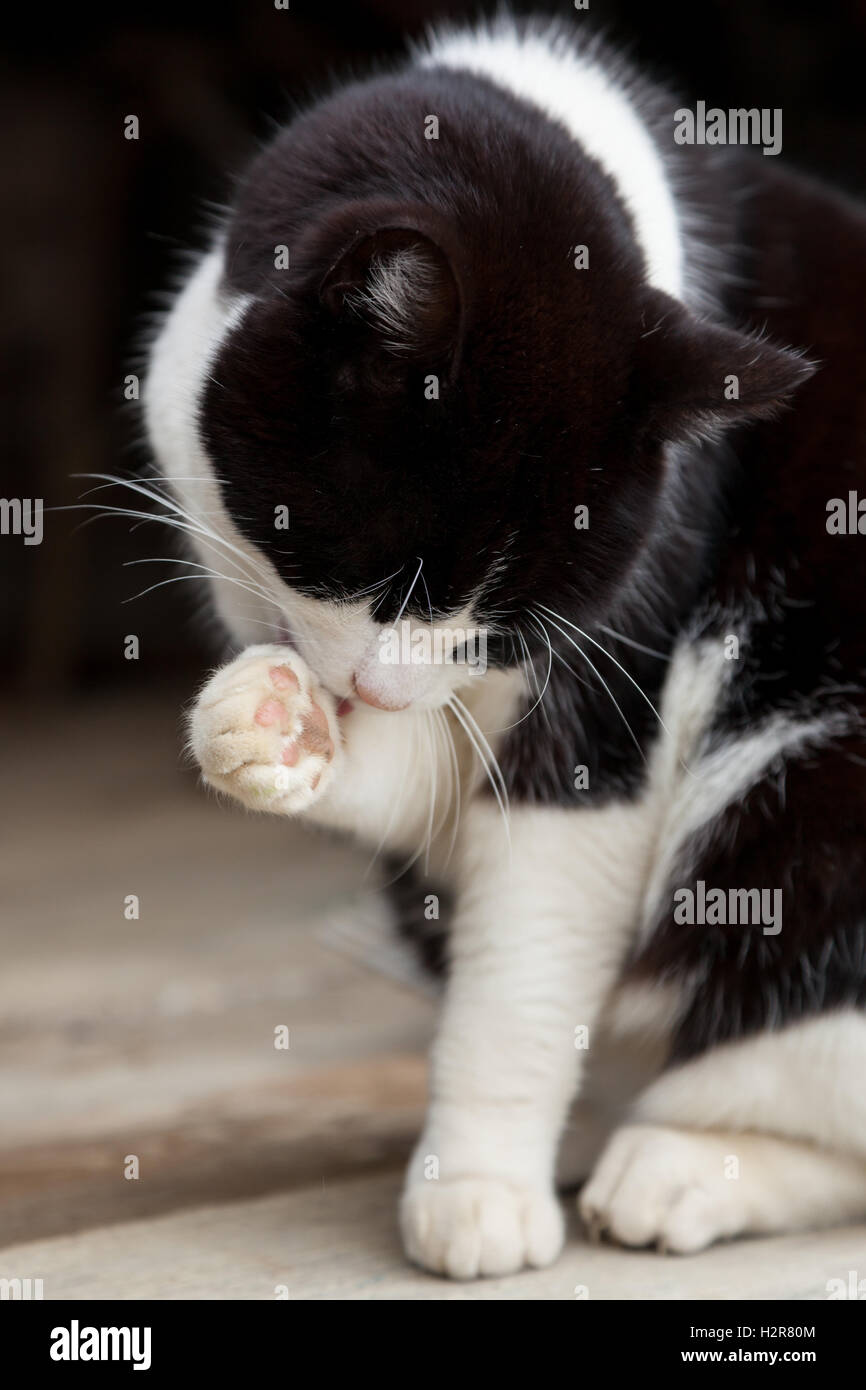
[0,692,861,1299]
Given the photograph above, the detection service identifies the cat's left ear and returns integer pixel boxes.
[319,220,463,377]
[635,289,816,443]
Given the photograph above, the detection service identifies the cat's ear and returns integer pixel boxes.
[635,289,816,443]
[319,223,462,378]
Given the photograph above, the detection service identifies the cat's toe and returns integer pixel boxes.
[579,1124,740,1254]
[190,643,339,814]
[401,1177,564,1280]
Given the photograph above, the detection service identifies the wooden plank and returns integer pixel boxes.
[3,1172,865,1300]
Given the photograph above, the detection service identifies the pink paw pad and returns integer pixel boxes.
[269,664,299,692]
[300,702,335,761]
[254,698,286,728]
[251,665,335,778]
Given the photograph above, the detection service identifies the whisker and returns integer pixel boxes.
[123,556,283,611]
[497,622,554,732]
[122,571,274,611]
[448,693,510,852]
[393,556,424,625]
[418,568,435,627]
[597,624,670,662]
[422,710,437,874]
[438,706,462,869]
[351,565,405,601]
[58,500,285,615]
[537,604,674,741]
[71,472,283,591]
[533,610,647,763]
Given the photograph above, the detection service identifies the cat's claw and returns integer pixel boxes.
[189,643,340,814]
[400,1177,564,1280]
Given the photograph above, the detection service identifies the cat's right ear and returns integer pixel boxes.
[634,289,816,444]
[317,214,464,385]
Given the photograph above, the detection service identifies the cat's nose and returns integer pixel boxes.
[352,673,411,711]
[353,637,431,710]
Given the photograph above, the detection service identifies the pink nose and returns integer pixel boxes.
[352,674,410,711]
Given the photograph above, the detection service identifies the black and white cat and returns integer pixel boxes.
[144,17,866,1278]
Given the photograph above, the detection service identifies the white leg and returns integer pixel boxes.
[580,1010,866,1251]
[630,1009,866,1152]
[579,1123,866,1252]
[401,796,653,1278]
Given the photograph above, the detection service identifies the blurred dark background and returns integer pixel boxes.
[2,0,864,696]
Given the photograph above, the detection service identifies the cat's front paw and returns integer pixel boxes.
[401,1176,564,1280]
[189,644,340,814]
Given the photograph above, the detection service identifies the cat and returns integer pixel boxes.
[143,16,866,1279]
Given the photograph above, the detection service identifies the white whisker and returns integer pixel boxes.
[537,604,673,740]
[533,609,647,762]
[72,472,284,592]
[437,706,462,869]
[597,623,670,661]
[123,556,283,611]
[498,622,554,732]
[393,556,425,625]
[448,693,510,853]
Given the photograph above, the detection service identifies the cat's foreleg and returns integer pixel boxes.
[189,644,342,815]
[400,796,652,1279]
[188,643,453,853]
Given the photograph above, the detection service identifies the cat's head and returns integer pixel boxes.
[146,74,813,711]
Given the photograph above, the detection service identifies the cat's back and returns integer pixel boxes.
[717,162,866,633]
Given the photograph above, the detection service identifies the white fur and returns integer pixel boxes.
[632,1009,866,1155]
[350,245,439,353]
[421,21,684,299]
[144,247,277,649]
[580,1123,866,1253]
[308,659,523,862]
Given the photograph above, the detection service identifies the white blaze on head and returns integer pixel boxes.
[420,21,685,300]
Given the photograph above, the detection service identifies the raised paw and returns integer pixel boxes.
[401,1176,564,1280]
[579,1123,744,1254]
[189,643,340,814]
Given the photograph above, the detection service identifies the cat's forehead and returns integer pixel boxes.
[222,64,649,318]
